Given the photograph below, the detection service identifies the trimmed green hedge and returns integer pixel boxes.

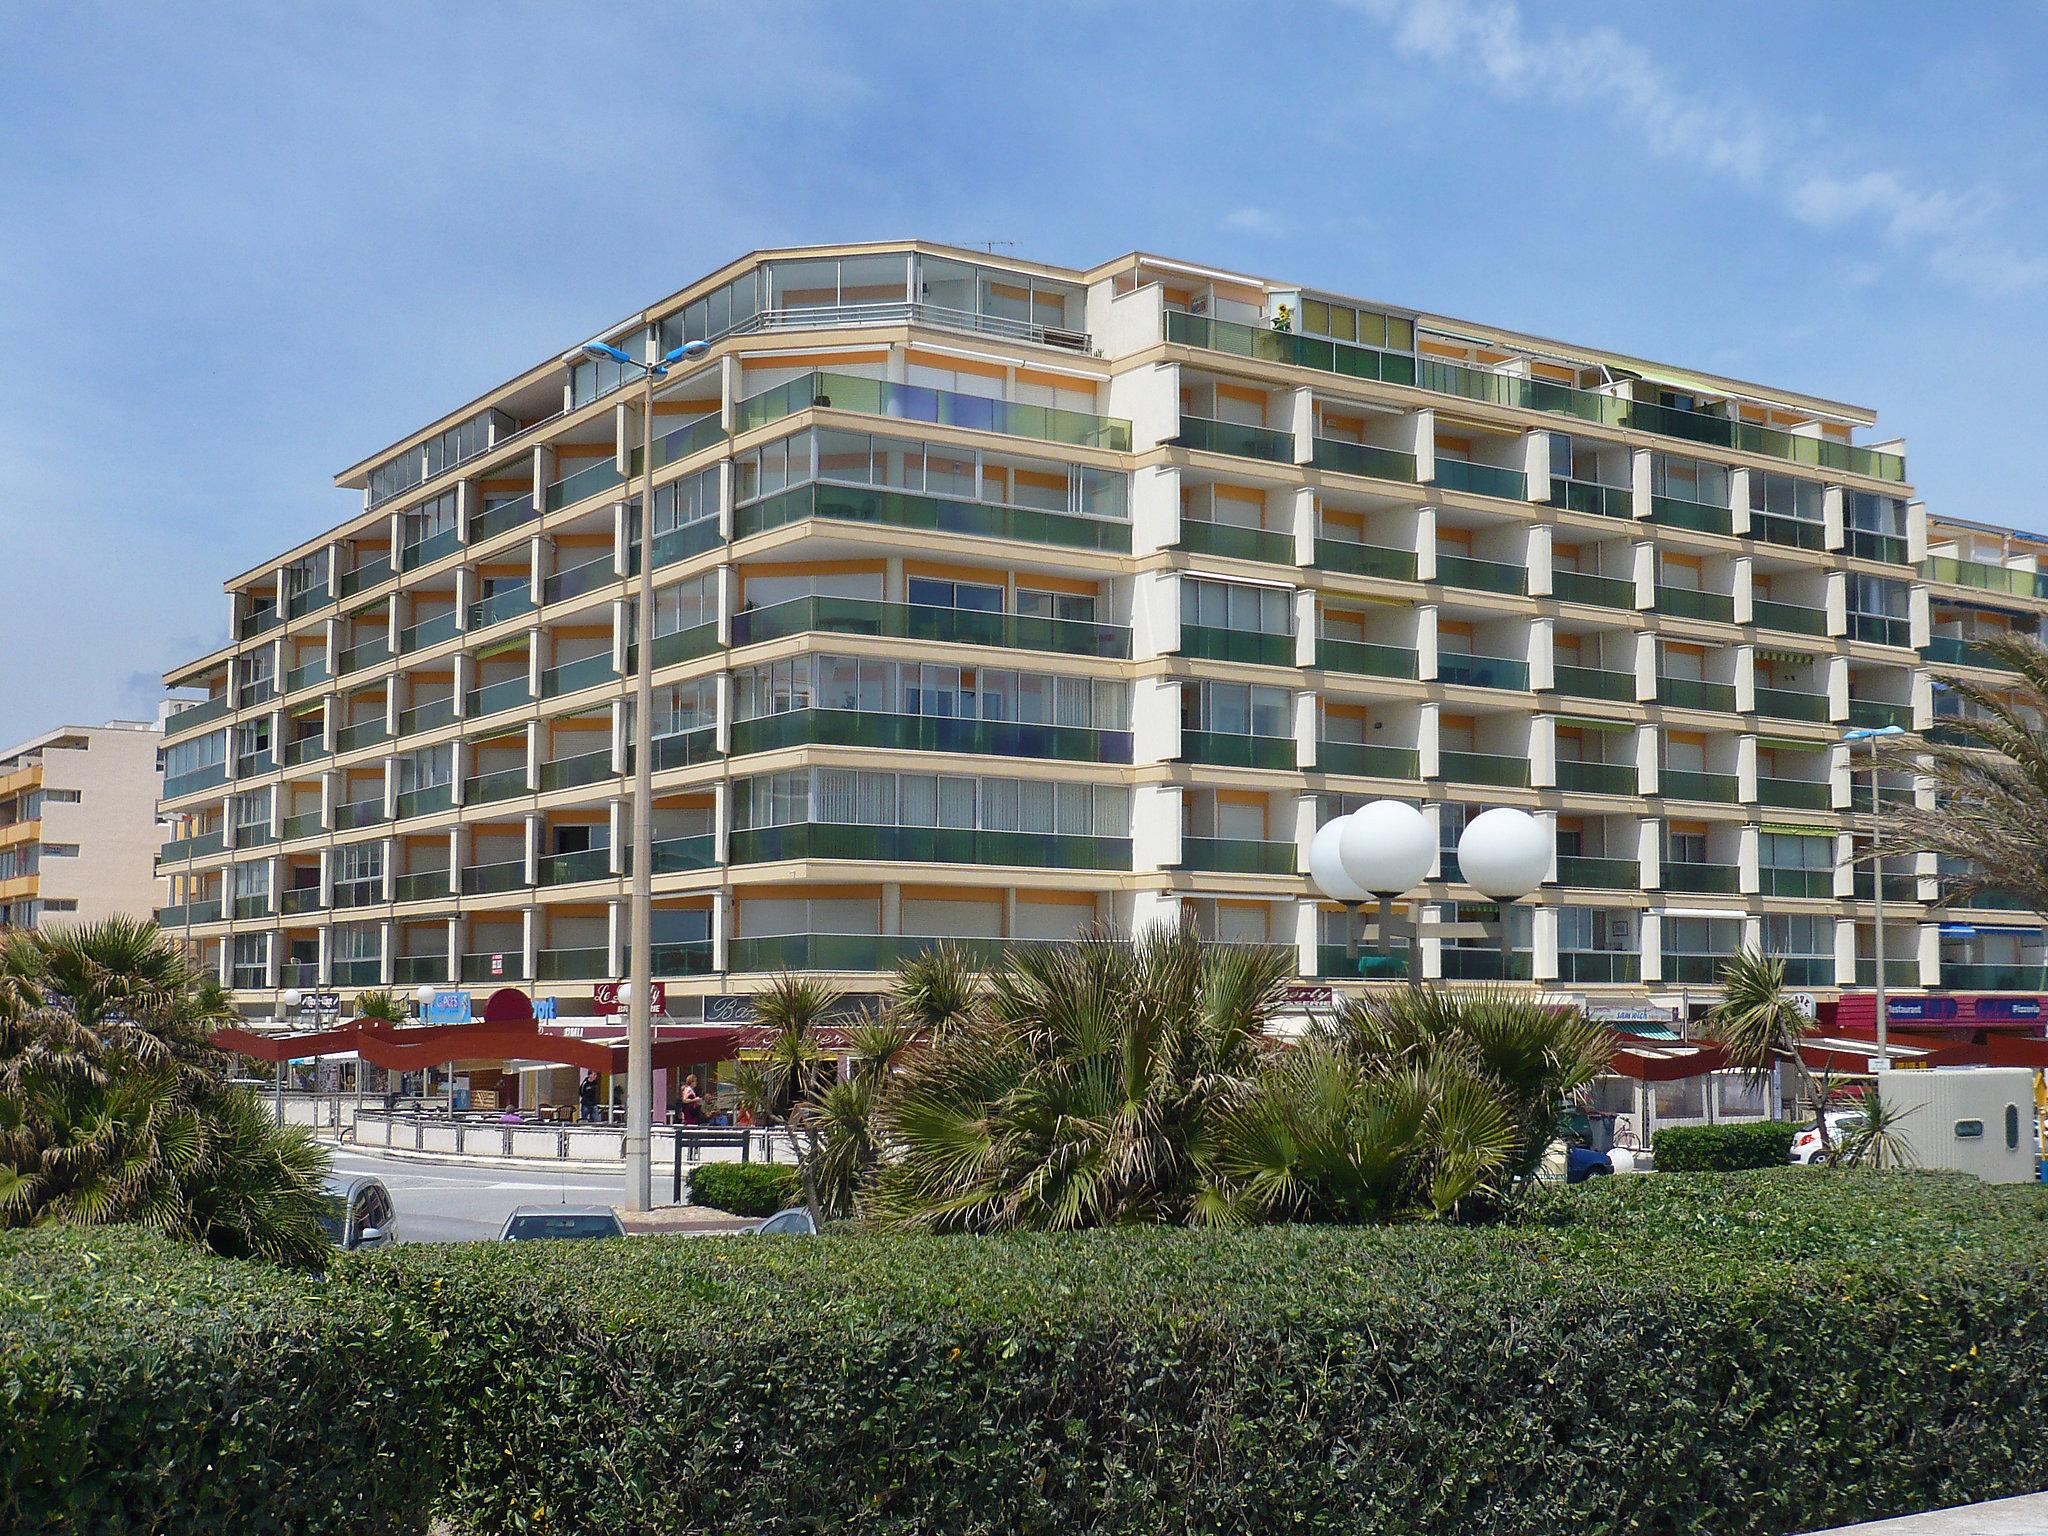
[1654,1119,1798,1171]
[0,1226,444,1536]
[687,1160,800,1217]
[14,1174,2048,1534]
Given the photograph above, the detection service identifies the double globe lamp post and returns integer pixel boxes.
[1309,800,1550,981]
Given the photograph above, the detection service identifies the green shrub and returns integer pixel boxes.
[688,1159,800,1216]
[0,1226,446,1536]
[1654,1119,1799,1171]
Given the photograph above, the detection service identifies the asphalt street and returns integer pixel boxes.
[326,1147,634,1243]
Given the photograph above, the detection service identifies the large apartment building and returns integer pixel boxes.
[1,720,165,930]
[155,240,2046,1024]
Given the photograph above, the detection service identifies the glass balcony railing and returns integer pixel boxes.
[1315,945,1410,981]
[1754,687,1829,722]
[1660,952,1725,983]
[1552,664,1635,702]
[462,951,528,983]
[1310,438,1417,483]
[461,860,528,896]
[1757,777,1830,810]
[399,610,459,654]
[1551,569,1634,609]
[730,709,1131,765]
[649,834,718,874]
[394,783,454,821]
[157,828,226,864]
[397,696,457,738]
[162,763,229,799]
[400,527,461,572]
[283,735,328,767]
[280,810,322,840]
[154,900,224,928]
[1761,867,1835,899]
[1439,751,1529,788]
[233,893,272,920]
[736,370,1131,451]
[1657,676,1737,712]
[463,766,530,805]
[1772,957,1834,987]
[539,750,615,793]
[1437,652,1529,690]
[728,933,1065,975]
[391,955,447,985]
[1947,887,2035,912]
[466,675,533,718]
[1752,599,1827,636]
[1939,963,2048,992]
[1180,625,1295,667]
[1432,458,1527,502]
[1654,586,1735,623]
[331,879,383,911]
[542,554,617,607]
[1661,861,1739,893]
[279,887,326,915]
[337,555,393,597]
[1176,836,1296,875]
[333,798,388,831]
[286,582,330,620]
[1558,951,1640,983]
[545,458,626,514]
[239,607,281,640]
[732,822,1130,871]
[540,653,617,698]
[283,659,328,694]
[540,848,615,886]
[1171,415,1295,463]
[1552,478,1632,519]
[650,516,722,569]
[1439,949,1534,982]
[1923,635,2016,671]
[1847,529,1908,566]
[1847,699,1913,730]
[1436,552,1526,596]
[331,959,382,987]
[1181,730,1296,771]
[237,677,277,710]
[1751,512,1825,551]
[1168,309,1414,382]
[391,870,450,903]
[642,622,720,670]
[651,727,721,772]
[1313,535,1417,580]
[468,586,534,632]
[1316,637,1416,679]
[1181,518,1293,565]
[1921,555,2046,601]
[336,636,390,676]
[1649,495,1733,537]
[1630,398,1906,482]
[1554,760,1636,796]
[649,941,716,977]
[1554,855,1638,888]
[334,718,389,754]
[536,947,610,982]
[1848,613,1912,649]
[736,480,1130,553]
[1659,769,1738,803]
[731,595,1130,659]
[1854,959,1920,987]
[1851,872,1921,904]
[470,493,538,546]
[165,694,232,736]
[1317,741,1421,779]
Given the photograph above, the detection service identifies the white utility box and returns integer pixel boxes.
[1874,1067,2039,1183]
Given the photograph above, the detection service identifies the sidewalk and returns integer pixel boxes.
[1804,1493,2048,1534]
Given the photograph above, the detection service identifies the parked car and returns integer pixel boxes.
[497,1205,626,1241]
[751,1207,818,1236]
[319,1173,397,1251]
[1791,1111,1867,1165]
[1537,1139,1613,1183]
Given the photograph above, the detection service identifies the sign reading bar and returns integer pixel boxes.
[594,981,665,1016]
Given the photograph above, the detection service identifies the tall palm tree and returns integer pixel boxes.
[731,974,841,1224]
[1701,949,1834,1156]
[887,941,984,1042]
[1872,633,2048,911]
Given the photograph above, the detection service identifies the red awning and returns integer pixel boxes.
[213,1020,749,1074]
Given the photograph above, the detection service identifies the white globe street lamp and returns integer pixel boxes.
[414,982,437,1018]
[1312,800,1434,978]
[1455,807,1548,976]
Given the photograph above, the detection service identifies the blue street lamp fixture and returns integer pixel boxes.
[1844,724,1906,1072]
[569,334,710,1213]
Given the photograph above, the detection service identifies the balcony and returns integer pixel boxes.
[1181,518,1293,565]
[332,959,382,986]
[162,763,229,799]
[1316,638,1417,680]
[649,834,717,873]
[1554,760,1636,796]
[1309,439,1417,483]
[1940,963,2048,992]
[651,727,720,772]
[1436,553,1526,597]
[279,887,326,915]
[1176,836,1296,875]
[1439,949,1534,982]
[1551,570,1634,610]
[1754,687,1828,723]
[286,582,331,620]
[727,933,1064,974]
[732,822,1130,871]
[400,527,461,572]
[391,870,450,903]
[1752,513,1824,551]
[1552,664,1634,703]
[1170,415,1295,463]
[393,955,448,985]
[1851,871,1921,903]
[157,828,226,863]
[637,622,720,671]
[165,695,232,737]
[1168,309,1415,382]
[1752,600,1827,637]
[1180,624,1294,668]
[1779,957,1835,987]
[1649,496,1733,537]
[233,751,275,780]
[283,735,329,767]
[1659,769,1738,803]
[463,765,530,806]
[1657,677,1736,712]
[1661,861,1739,893]
[1661,953,1727,985]
[1922,555,2045,601]
[544,459,626,514]
[730,709,1131,765]
[1557,951,1640,984]
[335,718,389,754]
[470,493,538,546]
[1313,535,1417,581]
[1756,777,1830,811]
[736,481,1131,554]
[1437,652,1529,690]
[462,951,528,983]
[1847,529,1907,566]
[650,941,715,976]
[1626,398,1905,482]
[540,848,615,886]
[462,859,528,896]
[1554,855,1638,888]
[238,677,277,709]
[154,899,223,927]
[1180,730,1296,771]
[1848,614,1911,649]
[284,658,329,694]
[539,750,615,793]
[280,810,322,840]
[1853,959,1919,987]
[1653,586,1735,624]
[233,893,272,920]
[338,555,393,598]
[332,879,383,911]
[648,517,722,569]
[333,797,388,831]
[394,783,454,820]
[399,611,459,654]
[542,554,617,608]
[1432,458,1527,502]
[1846,699,1912,731]
[1316,945,1410,980]
[336,636,390,676]
[736,370,1132,452]
[1923,635,2014,671]
[397,696,457,738]
[466,675,533,718]
[239,607,281,641]
[731,595,1130,659]
[1551,478,1632,519]
[540,653,618,699]
[1439,751,1529,788]
[1317,741,1420,779]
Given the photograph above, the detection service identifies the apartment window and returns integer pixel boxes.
[42,788,79,804]
[333,923,380,964]
[651,466,719,534]
[1749,471,1824,524]
[232,788,272,830]
[1848,574,1909,621]
[1667,830,1708,865]
[569,332,648,408]
[1185,681,1291,738]
[1760,831,1831,872]
[1297,296,1415,352]
[1651,454,1729,507]
[334,842,383,886]
[917,255,1081,334]
[908,576,1003,613]
[233,862,271,900]
[403,488,459,549]
[734,654,1127,731]
[660,269,763,351]
[165,730,226,782]
[739,425,1127,522]
[1016,588,1098,624]
[1181,578,1292,636]
[1764,913,1832,960]
[735,768,1127,838]
[40,899,76,913]
[653,677,718,738]
[396,745,453,792]
[1848,492,1907,538]
[1664,916,1740,959]
[648,573,719,639]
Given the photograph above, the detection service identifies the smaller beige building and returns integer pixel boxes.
[0,720,166,930]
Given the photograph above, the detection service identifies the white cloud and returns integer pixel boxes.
[1340,0,2046,296]
[1222,206,1287,238]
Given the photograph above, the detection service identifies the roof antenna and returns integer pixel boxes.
[956,239,1018,254]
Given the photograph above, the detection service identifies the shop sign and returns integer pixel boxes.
[594,981,665,1015]
[423,990,471,1024]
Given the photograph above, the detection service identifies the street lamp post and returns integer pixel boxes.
[1844,724,1906,1070]
[277,986,301,1126]
[1308,800,1434,979]
[1455,807,1549,979]
[572,336,711,1211]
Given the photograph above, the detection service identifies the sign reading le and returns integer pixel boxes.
[594,981,665,1016]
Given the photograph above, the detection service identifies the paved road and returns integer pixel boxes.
[326,1147,635,1243]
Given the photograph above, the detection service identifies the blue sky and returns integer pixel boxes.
[2,0,2044,745]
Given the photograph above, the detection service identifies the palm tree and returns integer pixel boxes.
[353,988,407,1025]
[1701,950,1834,1156]
[731,974,841,1225]
[1872,633,2048,911]
[1830,1088,1917,1169]
[887,941,984,1042]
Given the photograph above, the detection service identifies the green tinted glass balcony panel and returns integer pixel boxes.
[1167,310,1418,387]
[1760,867,1834,898]
[545,459,626,513]
[540,847,615,886]
[1180,730,1295,770]
[238,678,278,709]
[466,676,533,717]
[400,527,461,571]
[1940,963,2048,991]
[1550,570,1634,609]
[653,413,726,470]
[1774,957,1834,987]
[1317,741,1420,779]
[650,518,722,569]
[1171,415,1295,463]
[392,955,448,985]
[1554,760,1636,796]
[537,947,609,981]
[334,718,389,753]
[332,959,382,986]
[1310,438,1418,482]
[730,709,1131,765]
[1923,635,2015,671]
[1552,664,1635,702]
[398,697,457,738]
[1848,530,1908,566]
[1851,872,1920,903]
[162,764,229,799]
[737,370,1131,451]
[1180,518,1293,564]
[1657,676,1737,711]
[647,622,720,668]
[234,825,276,852]
[468,587,534,631]
[337,556,393,597]
[1439,949,1534,982]
[1660,862,1739,893]
[286,583,331,619]
[461,952,528,983]
[280,810,322,840]
[461,860,527,896]
[1654,586,1735,623]
[233,894,272,920]
[1557,951,1641,984]
[1176,836,1295,875]
[333,799,387,830]
[1315,945,1411,980]
[540,654,617,698]
[284,659,329,693]
[735,481,1129,553]
[1847,699,1912,730]
[1552,478,1632,519]
[463,766,529,805]
[1649,495,1733,536]
[1921,554,2046,600]
[399,611,459,654]
[166,695,232,736]
[331,879,383,910]
[283,735,329,767]
[1313,535,1416,580]
[395,783,453,820]
[1854,959,1920,986]
[1754,687,1829,722]
[651,727,720,771]
[1316,638,1416,679]
[731,822,1129,871]
[728,932,1067,975]
[1432,458,1527,501]
[540,751,614,792]
[469,494,537,545]
[1416,357,1621,424]
[1437,652,1528,690]
[1758,777,1830,810]
[543,555,617,607]
[731,596,1128,659]
[1435,553,1526,596]
[337,637,390,675]
[391,870,451,903]
[650,834,717,874]
[1659,769,1738,803]
[1439,751,1529,788]
[1661,951,1726,982]
[1180,624,1295,667]
[1554,855,1638,888]
[239,608,281,640]
[1950,888,2034,912]
[233,751,274,779]
[650,941,715,977]
[1849,614,1911,648]
[279,887,326,914]
[1752,599,1827,636]
[1751,512,1825,550]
